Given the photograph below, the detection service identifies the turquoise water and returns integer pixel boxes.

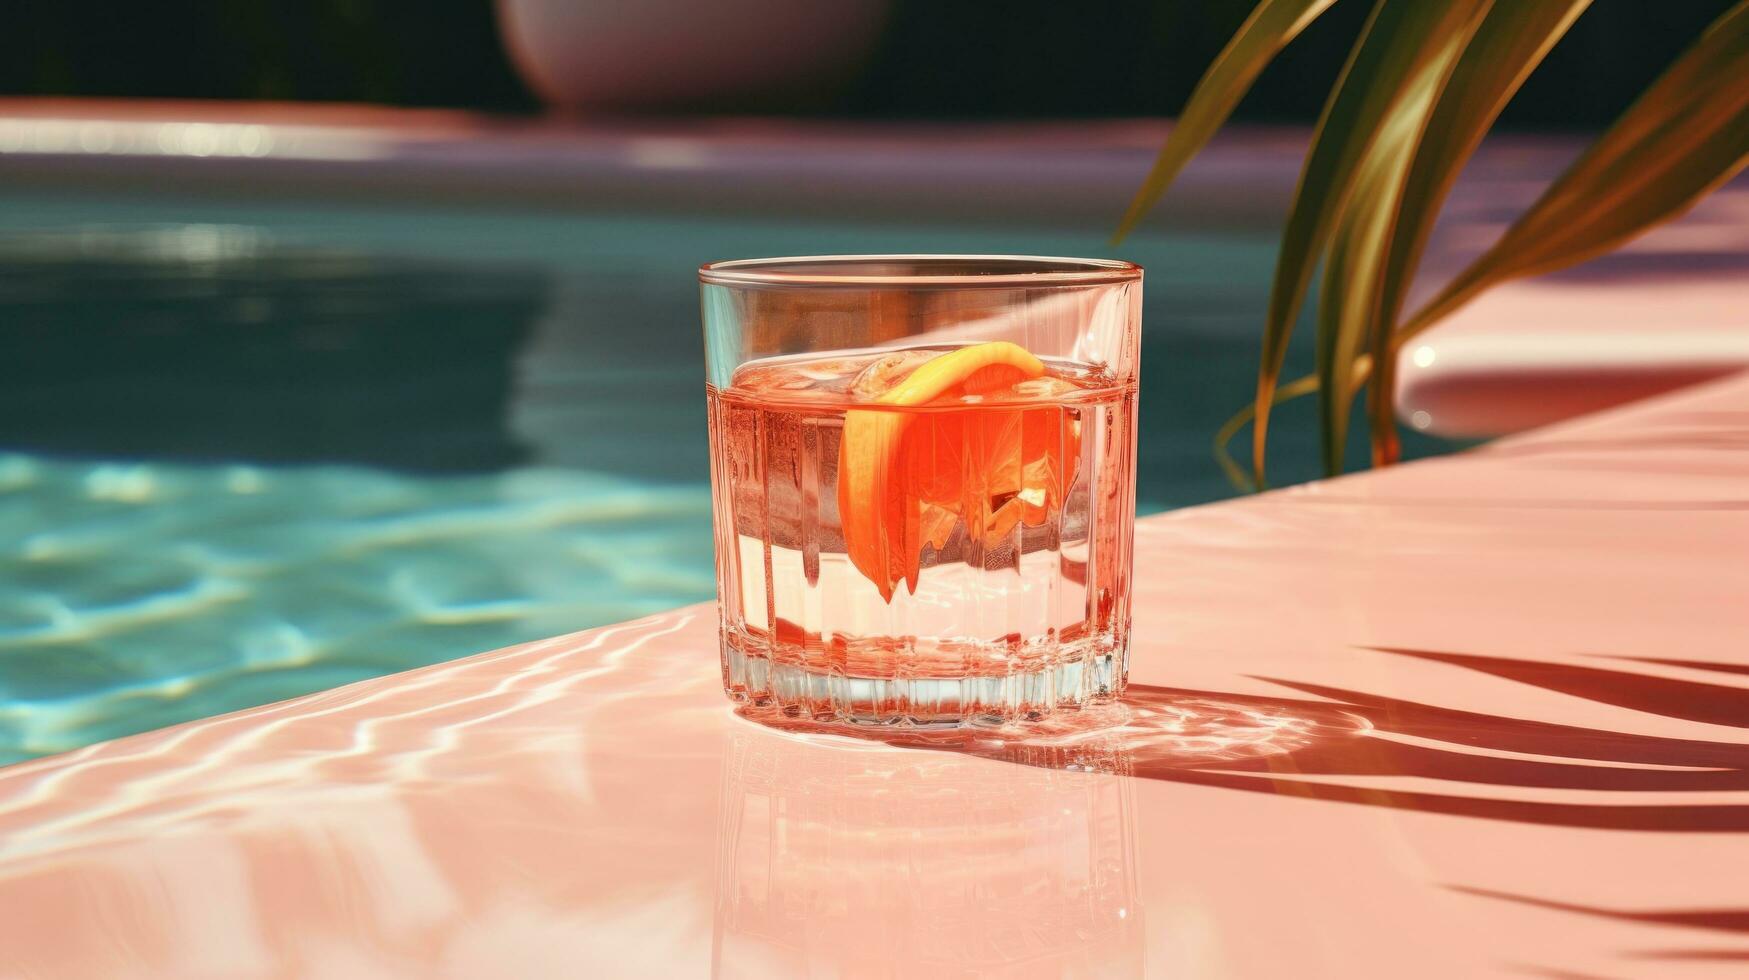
[0,192,1448,763]
[0,456,710,762]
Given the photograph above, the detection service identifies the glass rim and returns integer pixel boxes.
[698,254,1143,288]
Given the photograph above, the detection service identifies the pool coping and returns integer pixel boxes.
[5,98,1744,439]
[0,98,1305,228]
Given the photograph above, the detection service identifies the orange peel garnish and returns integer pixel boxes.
[838,342,1079,601]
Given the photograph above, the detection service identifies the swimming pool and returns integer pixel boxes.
[0,190,1451,762]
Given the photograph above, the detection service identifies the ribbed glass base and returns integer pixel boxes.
[721,632,1128,726]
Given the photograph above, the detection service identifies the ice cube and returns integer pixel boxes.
[1009,376,1078,400]
[849,348,940,400]
[732,359,839,393]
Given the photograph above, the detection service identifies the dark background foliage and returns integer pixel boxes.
[1,1,1736,126]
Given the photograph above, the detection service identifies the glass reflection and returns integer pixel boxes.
[713,723,1143,978]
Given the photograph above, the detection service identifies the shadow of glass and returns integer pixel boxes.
[742,685,1372,777]
[741,661,1749,832]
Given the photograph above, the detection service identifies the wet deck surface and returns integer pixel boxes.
[2,370,1745,978]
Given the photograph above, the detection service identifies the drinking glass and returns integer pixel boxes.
[701,256,1141,725]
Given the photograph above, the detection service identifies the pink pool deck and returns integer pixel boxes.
[2,369,1745,978]
[1396,165,1749,441]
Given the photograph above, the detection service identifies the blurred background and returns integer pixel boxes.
[1,0,1743,762]
[2,1,1732,121]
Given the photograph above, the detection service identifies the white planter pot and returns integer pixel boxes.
[498,0,891,110]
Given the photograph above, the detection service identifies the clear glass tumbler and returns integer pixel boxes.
[701,256,1141,725]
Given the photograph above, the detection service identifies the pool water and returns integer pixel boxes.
[0,192,1449,763]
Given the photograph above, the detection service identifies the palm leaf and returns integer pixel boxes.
[1315,139,1412,475]
[1315,8,1484,474]
[1111,0,1337,245]
[1213,370,1335,492]
[1362,0,1592,465]
[1399,0,1749,341]
[1252,0,1492,485]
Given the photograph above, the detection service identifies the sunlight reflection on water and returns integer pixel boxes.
[0,455,712,762]
[0,201,1434,764]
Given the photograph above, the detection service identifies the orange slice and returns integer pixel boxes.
[839,342,1078,601]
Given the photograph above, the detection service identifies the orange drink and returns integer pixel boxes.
[702,257,1140,724]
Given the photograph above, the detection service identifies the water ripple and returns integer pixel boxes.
[0,454,713,762]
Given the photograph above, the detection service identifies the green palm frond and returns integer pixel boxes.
[1361,0,1594,466]
[1251,0,1491,484]
[1400,0,1749,340]
[1129,0,1749,486]
[1112,0,1338,245]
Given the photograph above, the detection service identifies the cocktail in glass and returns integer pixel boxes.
[701,256,1141,725]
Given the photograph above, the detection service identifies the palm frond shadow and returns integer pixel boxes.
[1627,949,1749,961]
[1454,886,1749,967]
[1450,886,1749,934]
[1607,655,1749,678]
[1509,968,1622,980]
[742,648,1749,832]
[1370,647,1749,729]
